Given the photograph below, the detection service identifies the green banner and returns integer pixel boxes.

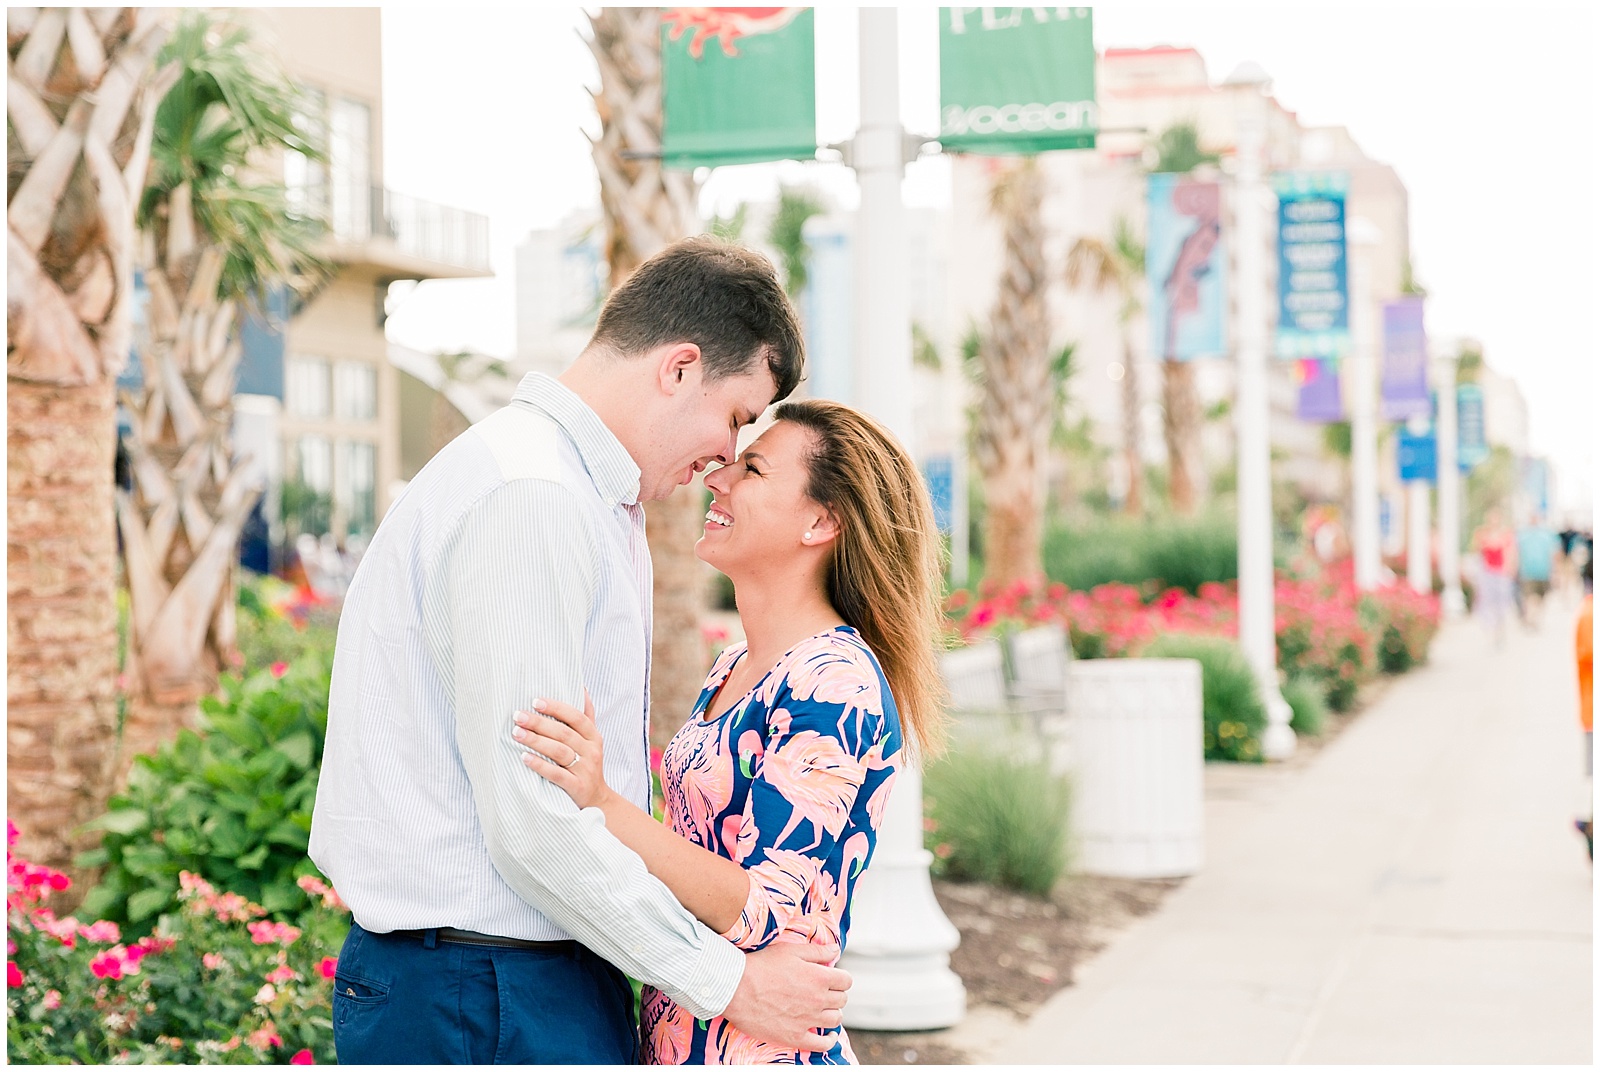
[661,8,817,169]
[939,7,1096,155]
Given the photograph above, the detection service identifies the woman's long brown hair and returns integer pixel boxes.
[774,399,947,760]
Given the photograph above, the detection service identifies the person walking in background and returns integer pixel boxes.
[1575,586,1592,861]
[1471,507,1518,647]
[1515,512,1559,629]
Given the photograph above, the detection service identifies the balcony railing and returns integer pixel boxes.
[293,181,492,275]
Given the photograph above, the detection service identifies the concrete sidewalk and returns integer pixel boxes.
[993,601,1593,1064]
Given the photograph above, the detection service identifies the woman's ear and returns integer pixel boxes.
[803,508,841,549]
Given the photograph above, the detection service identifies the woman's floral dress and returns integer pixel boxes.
[642,626,902,1065]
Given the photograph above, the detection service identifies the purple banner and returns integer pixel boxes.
[1296,358,1343,422]
[1381,297,1429,421]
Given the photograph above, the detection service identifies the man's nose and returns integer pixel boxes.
[716,428,738,464]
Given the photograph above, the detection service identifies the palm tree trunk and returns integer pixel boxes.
[6,7,173,877]
[587,8,707,751]
[1121,332,1144,516]
[1162,358,1203,515]
[977,159,1052,588]
[116,247,261,783]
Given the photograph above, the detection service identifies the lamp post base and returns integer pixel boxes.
[1262,691,1298,761]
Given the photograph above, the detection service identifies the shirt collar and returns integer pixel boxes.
[511,372,642,507]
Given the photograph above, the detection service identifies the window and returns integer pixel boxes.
[285,89,328,222]
[287,356,330,419]
[334,361,377,421]
[339,439,377,536]
[329,97,372,242]
[298,436,332,493]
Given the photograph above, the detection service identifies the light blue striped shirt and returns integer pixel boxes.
[309,372,744,1018]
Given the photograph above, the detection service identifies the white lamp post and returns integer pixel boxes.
[1226,62,1294,760]
[837,6,966,1032]
[1434,350,1468,614]
[1347,216,1384,591]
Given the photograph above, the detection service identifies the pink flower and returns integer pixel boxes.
[89,950,123,980]
[42,989,61,1010]
[318,956,337,980]
[291,1050,315,1065]
[178,871,216,900]
[269,661,289,679]
[247,920,301,946]
[6,821,17,849]
[253,983,277,1005]
[7,961,23,987]
[220,1036,242,1052]
[203,953,225,970]
[247,1022,283,1050]
[79,919,120,944]
[265,964,298,985]
[138,933,176,955]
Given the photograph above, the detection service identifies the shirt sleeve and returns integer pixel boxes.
[430,479,744,1018]
[718,643,889,952]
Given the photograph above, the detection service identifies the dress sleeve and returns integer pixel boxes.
[718,639,894,951]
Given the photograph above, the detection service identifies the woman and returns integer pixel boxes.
[1472,507,1518,647]
[512,399,946,1064]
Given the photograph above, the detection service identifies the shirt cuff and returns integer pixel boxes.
[671,928,746,1020]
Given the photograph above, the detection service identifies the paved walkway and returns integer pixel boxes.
[994,597,1593,1064]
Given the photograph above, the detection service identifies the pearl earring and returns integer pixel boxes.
[803,531,813,542]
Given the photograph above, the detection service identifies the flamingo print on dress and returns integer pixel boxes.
[642,626,903,1065]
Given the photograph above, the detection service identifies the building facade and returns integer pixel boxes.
[236,8,491,552]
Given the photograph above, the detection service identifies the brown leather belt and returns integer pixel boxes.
[395,927,576,953]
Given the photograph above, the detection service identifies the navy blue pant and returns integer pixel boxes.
[332,922,638,1064]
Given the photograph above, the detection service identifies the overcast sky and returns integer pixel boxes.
[380,3,1597,512]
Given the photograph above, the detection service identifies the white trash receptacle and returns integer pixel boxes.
[1064,658,1204,878]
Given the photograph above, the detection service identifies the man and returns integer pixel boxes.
[1515,512,1559,629]
[309,238,849,1063]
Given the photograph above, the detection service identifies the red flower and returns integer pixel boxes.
[270,661,290,679]
[291,1050,315,1065]
[319,956,337,980]
[7,961,22,987]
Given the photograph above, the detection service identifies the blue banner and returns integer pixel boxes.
[1273,172,1349,359]
[1294,358,1343,422]
[1147,173,1226,361]
[1381,297,1429,421]
[1398,422,1437,484]
[1456,383,1488,470]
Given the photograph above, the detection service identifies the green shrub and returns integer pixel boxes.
[236,572,340,672]
[1282,676,1327,738]
[9,829,346,1065]
[1144,634,1266,762]
[76,655,331,932]
[1042,514,1237,594]
[923,748,1072,895]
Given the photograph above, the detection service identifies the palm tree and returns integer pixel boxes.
[1066,217,1147,515]
[767,184,824,297]
[1150,120,1221,516]
[587,8,707,751]
[974,158,1053,588]
[7,7,175,876]
[115,11,326,779]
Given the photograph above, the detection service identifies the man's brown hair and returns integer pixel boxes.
[590,236,805,402]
